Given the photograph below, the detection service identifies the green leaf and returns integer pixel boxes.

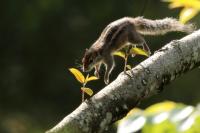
[126,108,143,117]
[118,109,146,133]
[81,87,93,96]
[151,112,170,124]
[178,114,195,132]
[113,51,126,59]
[170,106,194,122]
[142,120,176,133]
[144,101,177,115]
[116,101,200,133]
[69,68,85,84]
[179,8,199,23]
[130,47,149,57]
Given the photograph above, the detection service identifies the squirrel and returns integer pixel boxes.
[81,17,195,84]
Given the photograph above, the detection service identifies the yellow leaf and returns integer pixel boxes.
[162,0,173,2]
[85,76,99,83]
[163,0,200,9]
[186,0,200,9]
[69,68,85,84]
[126,108,143,117]
[144,101,177,115]
[169,2,183,9]
[126,65,132,70]
[179,8,199,23]
[117,108,143,124]
[130,47,149,57]
[81,87,93,96]
[113,51,126,59]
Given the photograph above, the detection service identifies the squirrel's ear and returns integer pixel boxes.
[85,48,88,52]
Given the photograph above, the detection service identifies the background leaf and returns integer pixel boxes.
[117,101,200,133]
[81,87,93,96]
[142,120,176,133]
[69,68,85,84]
[117,109,146,133]
[169,2,183,9]
[144,101,177,115]
[180,8,199,23]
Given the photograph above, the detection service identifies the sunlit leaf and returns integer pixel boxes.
[178,114,195,132]
[81,87,93,96]
[113,51,126,59]
[85,76,99,83]
[169,2,184,8]
[152,112,170,124]
[118,112,146,133]
[117,101,200,133]
[162,0,174,2]
[69,68,85,84]
[162,0,183,9]
[185,0,200,9]
[142,120,176,133]
[163,0,200,9]
[126,108,143,117]
[130,47,149,57]
[145,101,177,115]
[126,65,132,70]
[186,115,200,132]
[162,0,200,9]
[179,8,199,23]
[170,106,194,122]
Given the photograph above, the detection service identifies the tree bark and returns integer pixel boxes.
[46,30,200,133]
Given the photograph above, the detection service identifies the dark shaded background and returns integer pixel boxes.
[1,0,200,132]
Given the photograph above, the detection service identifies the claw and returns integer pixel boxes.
[104,78,109,85]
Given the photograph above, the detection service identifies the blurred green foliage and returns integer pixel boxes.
[0,0,200,132]
[117,101,200,133]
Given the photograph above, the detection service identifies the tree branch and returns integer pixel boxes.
[46,30,200,133]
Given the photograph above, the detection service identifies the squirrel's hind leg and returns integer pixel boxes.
[128,29,151,56]
[103,55,115,84]
[94,63,101,78]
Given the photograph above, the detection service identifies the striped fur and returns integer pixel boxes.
[132,17,195,35]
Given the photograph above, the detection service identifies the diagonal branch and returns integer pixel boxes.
[46,30,200,133]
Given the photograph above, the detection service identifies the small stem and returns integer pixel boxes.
[124,46,131,73]
[82,91,84,103]
[81,83,86,103]
[124,56,128,73]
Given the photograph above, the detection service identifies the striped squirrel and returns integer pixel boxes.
[81,17,195,84]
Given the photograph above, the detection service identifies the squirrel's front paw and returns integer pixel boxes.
[148,50,151,56]
[104,77,109,85]
[94,71,100,78]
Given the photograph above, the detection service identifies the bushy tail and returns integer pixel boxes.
[132,17,196,35]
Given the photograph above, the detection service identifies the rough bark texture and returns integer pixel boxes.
[46,30,200,133]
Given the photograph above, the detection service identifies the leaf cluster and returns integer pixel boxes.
[163,0,200,23]
[117,101,200,133]
[114,47,149,71]
[69,68,98,97]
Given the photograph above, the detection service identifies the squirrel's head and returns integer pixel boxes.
[82,48,101,72]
